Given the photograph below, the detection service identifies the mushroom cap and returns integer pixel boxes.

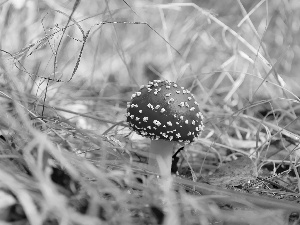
[126,80,204,144]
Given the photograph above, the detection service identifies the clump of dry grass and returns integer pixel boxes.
[1,0,300,224]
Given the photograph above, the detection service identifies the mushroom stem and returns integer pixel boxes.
[148,139,174,177]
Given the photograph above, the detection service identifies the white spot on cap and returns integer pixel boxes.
[155,105,160,109]
[176,90,180,94]
[147,103,154,110]
[190,107,195,111]
[130,115,134,119]
[200,113,204,120]
[192,120,195,125]
[180,116,184,120]
[173,84,178,88]
[166,85,171,89]
[185,102,189,107]
[195,101,199,106]
[167,129,175,133]
[131,93,136,99]
[179,102,185,107]
[185,120,188,124]
[176,133,181,138]
[167,98,174,105]
[198,124,203,130]
[187,97,192,101]
[153,120,161,126]
[139,110,142,113]
[167,121,172,126]
[187,131,192,136]
[169,136,173,141]
[183,90,187,94]
[136,92,141,96]
[143,117,148,122]
[136,117,140,121]
[140,85,145,89]
[161,108,165,113]
[165,93,171,97]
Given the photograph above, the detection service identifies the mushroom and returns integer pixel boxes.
[126,80,204,177]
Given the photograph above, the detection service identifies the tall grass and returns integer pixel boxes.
[1,0,300,224]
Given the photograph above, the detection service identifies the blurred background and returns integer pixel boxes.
[1,0,300,145]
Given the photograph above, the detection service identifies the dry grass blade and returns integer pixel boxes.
[175,177,300,212]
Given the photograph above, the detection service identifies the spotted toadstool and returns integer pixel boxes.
[126,80,204,177]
